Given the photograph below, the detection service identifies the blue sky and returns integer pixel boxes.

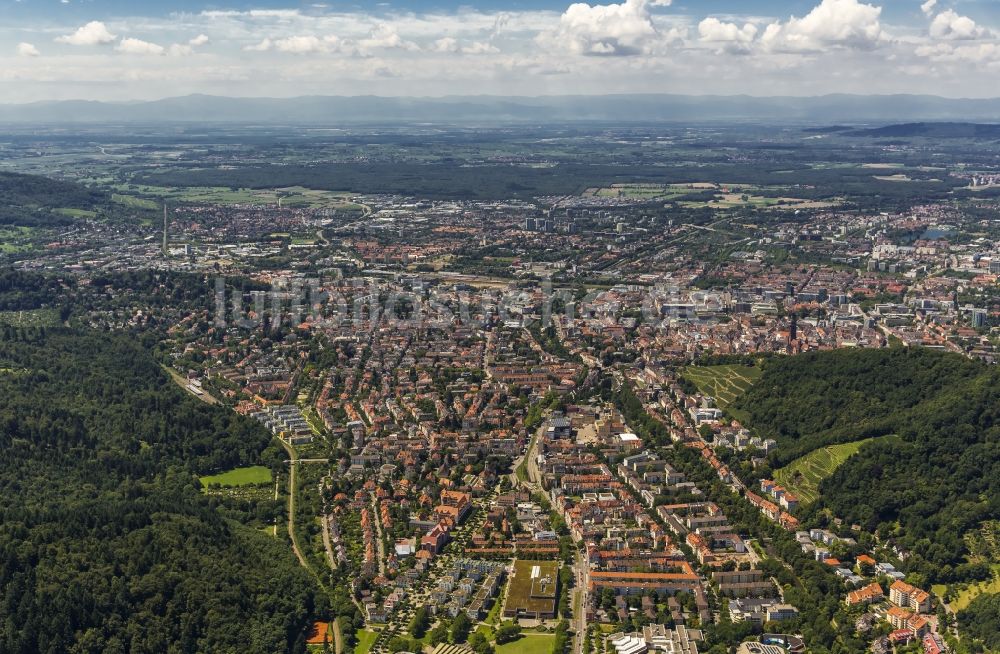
[2,0,1000,102]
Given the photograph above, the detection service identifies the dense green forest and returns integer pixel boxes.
[958,592,1000,651]
[0,327,319,653]
[0,270,72,311]
[733,348,1000,584]
[0,171,106,227]
[733,347,984,464]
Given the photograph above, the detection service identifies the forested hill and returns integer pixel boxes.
[0,327,318,653]
[733,347,1000,584]
[0,171,106,227]
[733,347,984,464]
[846,122,1000,139]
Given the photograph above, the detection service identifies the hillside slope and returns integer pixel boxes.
[0,171,106,227]
[0,328,319,653]
[733,347,1000,584]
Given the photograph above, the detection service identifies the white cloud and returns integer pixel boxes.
[245,38,274,52]
[275,35,329,54]
[920,0,937,17]
[15,1,1000,102]
[167,35,211,56]
[462,41,501,55]
[761,0,886,53]
[538,0,672,56]
[201,9,301,19]
[929,10,989,40]
[117,37,166,56]
[245,35,342,54]
[432,37,459,53]
[55,21,117,46]
[358,24,419,52]
[916,41,1000,62]
[698,17,757,54]
[16,42,40,57]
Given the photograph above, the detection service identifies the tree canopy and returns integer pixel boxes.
[0,327,318,653]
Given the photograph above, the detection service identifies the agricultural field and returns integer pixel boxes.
[678,194,840,210]
[200,465,273,488]
[504,560,560,619]
[112,193,160,210]
[112,184,364,210]
[966,521,1000,563]
[773,438,883,506]
[589,183,688,200]
[681,364,762,409]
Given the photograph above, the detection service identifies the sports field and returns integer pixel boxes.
[200,465,273,488]
[681,364,761,408]
[773,438,878,505]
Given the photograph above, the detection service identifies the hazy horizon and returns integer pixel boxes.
[7,90,1000,106]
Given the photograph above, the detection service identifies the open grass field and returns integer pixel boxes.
[112,193,160,210]
[591,183,690,200]
[504,560,559,619]
[353,629,378,654]
[496,633,556,654]
[200,465,273,488]
[681,364,762,409]
[53,207,97,218]
[0,225,39,254]
[934,564,1000,612]
[773,438,884,506]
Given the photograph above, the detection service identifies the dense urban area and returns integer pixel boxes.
[1,122,999,654]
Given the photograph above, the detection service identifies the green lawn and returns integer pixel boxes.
[935,564,1000,612]
[112,193,160,210]
[681,364,762,413]
[773,438,884,505]
[475,624,496,642]
[53,207,97,218]
[484,593,504,625]
[353,628,378,654]
[199,465,273,488]
[496,633,555,654]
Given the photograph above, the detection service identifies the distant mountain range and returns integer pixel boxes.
[4,93,1000,124]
